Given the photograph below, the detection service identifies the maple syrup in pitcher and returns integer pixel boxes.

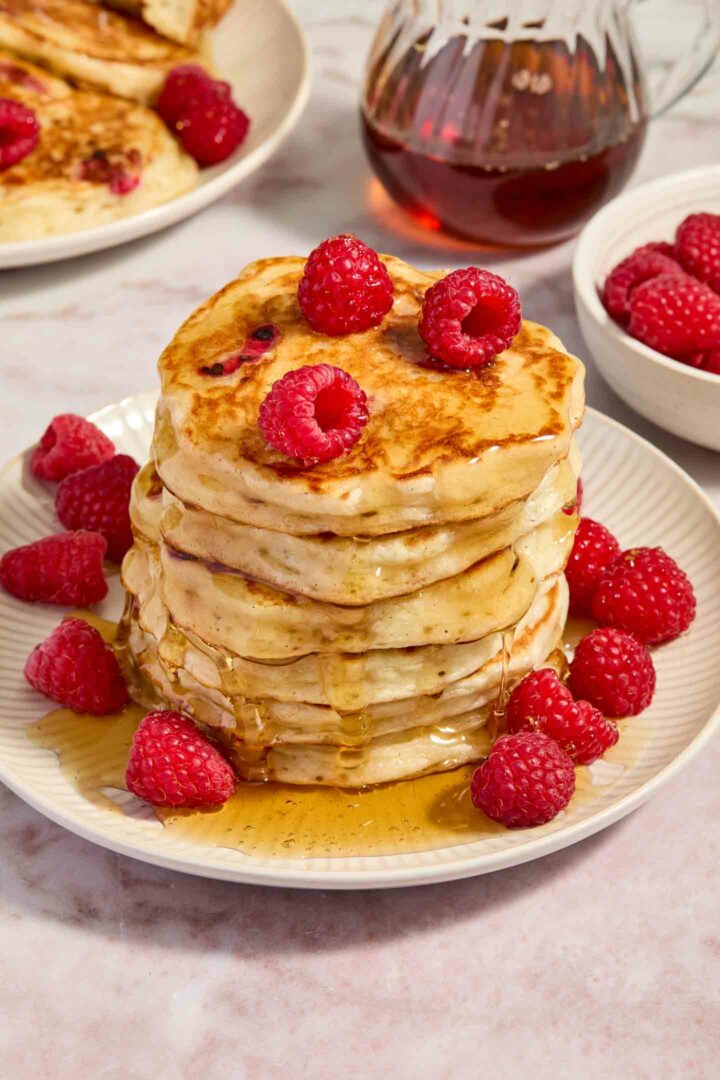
[361,2,653,247]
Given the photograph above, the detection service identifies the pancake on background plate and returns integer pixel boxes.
[0,0,201,104]
[95,0,232,45]
[0,50,197,241]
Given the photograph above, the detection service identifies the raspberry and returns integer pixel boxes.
[24,617,128,715]
[592,547,696,645]
[297,234,394,336]
[30,413,115,482]
[505,668,619,765]
[569,628,656,718]
[0,97,39,171]
[563,476,583,516]
[471,731,575,828]
[0,531,107,605]
[565,517,621,615]
[629,274,720,359]
[602,244,686,326]
[55,454,139,562]
[126,710,235,808]
[175,96,249,166]
[419,267,521,369]
[674,212,720,293]
[156,65,228,126]
[258,364,368,465]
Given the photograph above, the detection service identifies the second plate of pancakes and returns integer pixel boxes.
[0,392,718,888]
[0,0,309,268]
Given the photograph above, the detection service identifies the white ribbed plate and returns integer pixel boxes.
[1,393,719,889]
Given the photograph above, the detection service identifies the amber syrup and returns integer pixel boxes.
[362,36,647,247]
[29,614,649,859]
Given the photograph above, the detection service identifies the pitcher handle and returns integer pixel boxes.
[633,0,720,117]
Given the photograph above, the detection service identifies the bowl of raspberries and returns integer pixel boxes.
[573,165,720,453]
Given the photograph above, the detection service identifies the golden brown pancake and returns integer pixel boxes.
[0,0,199,103]
[96,0,231,45]
[155,256,585,536]
[0,51,197,241]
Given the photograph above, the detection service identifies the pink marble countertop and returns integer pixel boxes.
[1,3,719,1076]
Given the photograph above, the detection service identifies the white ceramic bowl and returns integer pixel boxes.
[573,165,720,453]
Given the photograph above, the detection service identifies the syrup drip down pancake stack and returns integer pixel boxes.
[117,253,585,786]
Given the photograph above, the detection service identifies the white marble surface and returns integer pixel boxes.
[1,3,719,1077]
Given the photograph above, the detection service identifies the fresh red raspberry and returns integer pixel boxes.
[30,413,115,481]
[674,212,720,293]
[126,710,235,808]
[592,546,696,645]
[569,627,656,718]
[0,531,107,605]
[24,617,128,715]
[629,274,720,359]
[258,363,368,465]
[601,244,686,326]
[0,97,39,171]
[175,96,249,166]
[471,731,575,828]
[505,668,619,765]
[563,476,583,516]
[419,267,521,369]
[55,454,139,562]
[565,517,621,615]
[297,234,394,336]
[156,64,229,126]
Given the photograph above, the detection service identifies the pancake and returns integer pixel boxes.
[122,511,575,660]
[151,447,580,604]
[0,51,197,242]
[120,572,568,745]
[0,0,199,104]
[98,0,232,45]
[120,574,567,711]
[154,256,585,536]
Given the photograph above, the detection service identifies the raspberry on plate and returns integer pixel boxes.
[259,363,369,465]
[55,454,139,562]
[0,97,39,171]
[418,266,521,369]
[674,212,720,294]
[569,627,656,718]
[126,710,235,808]
[297,234,394,336]
[592,546,696,645]
[629,274,720,359]
[506,668,619,766]
[0,531,107,605]
[601,244,686,326]
[25,617,128,715]
[156,65,229,127]
[565,517,621,615]
[471,731,575,828]
[30,413,115,481]
[176,96,250,166]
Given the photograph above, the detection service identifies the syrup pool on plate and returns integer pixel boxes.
[28,614,650,859]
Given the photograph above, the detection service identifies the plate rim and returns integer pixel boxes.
[0,0,311,270]
[0,398,718,889]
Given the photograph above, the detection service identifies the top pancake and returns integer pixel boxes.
[155,255,585,537]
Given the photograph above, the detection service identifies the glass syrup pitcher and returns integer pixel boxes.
[361,0,720,247]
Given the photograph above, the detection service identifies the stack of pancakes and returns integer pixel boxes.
[118,255,585,787]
